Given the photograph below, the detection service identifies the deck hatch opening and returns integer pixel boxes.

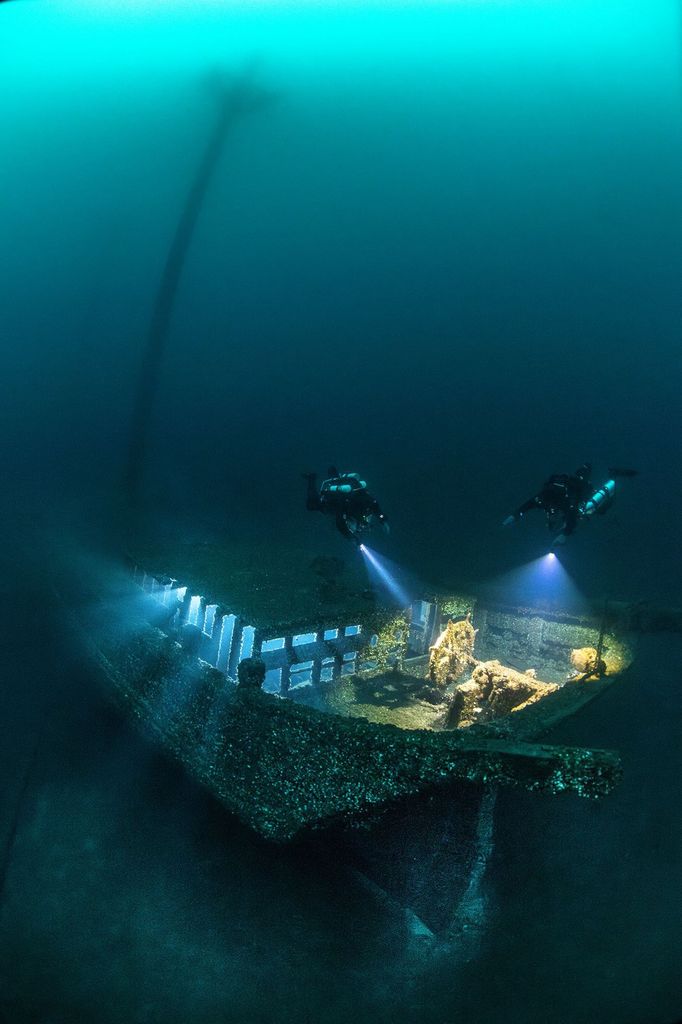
[203,604,218,637]
[290,673,313,689]
[188,595,203,626]
[239,625,256,662]
[292,660,314,673]
[216,613,236,673]
[261,637,286,653]
[263,668,282,694]
[293,632,318,647]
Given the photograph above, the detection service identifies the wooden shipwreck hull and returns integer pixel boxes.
[94,626,620,842]
[66,535,682,938]
[81,549,631,844]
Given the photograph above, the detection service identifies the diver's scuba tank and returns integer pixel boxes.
[322,473,367,496]
[325,482,354,494]
[552,477,617,546]
[581,479,616,518]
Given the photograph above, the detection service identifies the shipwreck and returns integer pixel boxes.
[79,539,640,846]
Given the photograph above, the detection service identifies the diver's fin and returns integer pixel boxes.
[608,467,639,478]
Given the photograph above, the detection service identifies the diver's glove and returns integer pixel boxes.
[502,515,516,528]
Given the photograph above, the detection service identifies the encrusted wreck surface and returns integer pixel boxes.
[323,669,450,730]
[130,538,382,633]
[429,615,477,686]
[91,613,622,842]
[570,646,606,677]
[456,660,560,724]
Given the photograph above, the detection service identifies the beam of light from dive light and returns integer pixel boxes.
[360,545,411,607]
[481,552,586,613]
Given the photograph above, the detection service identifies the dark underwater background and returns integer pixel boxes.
[1,2,681,1022]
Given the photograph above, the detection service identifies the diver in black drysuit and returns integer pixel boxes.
[503,463,595,542]
[303,467,388,544]
[503,464,638,544]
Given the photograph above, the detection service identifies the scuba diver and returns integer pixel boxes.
[303,467,389,545]
[503,464,637,545]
